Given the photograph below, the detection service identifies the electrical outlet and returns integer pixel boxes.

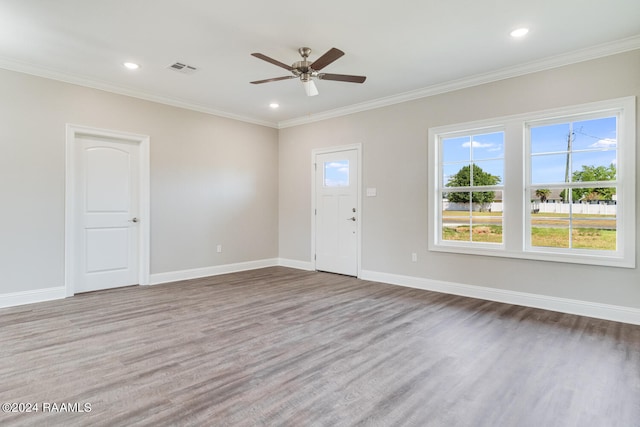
[411,252,417,262]
[217,244,222,253]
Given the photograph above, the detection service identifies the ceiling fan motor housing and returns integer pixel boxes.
[291,61,311,76]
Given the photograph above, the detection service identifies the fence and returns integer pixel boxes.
[443,201,617,215]
[531,202,616,215]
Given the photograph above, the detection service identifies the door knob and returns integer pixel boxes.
[347,216,356,221]
[129,217,139,223]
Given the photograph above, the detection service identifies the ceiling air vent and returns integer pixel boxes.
[168,62,198,74]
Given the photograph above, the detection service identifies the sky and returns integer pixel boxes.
[441,116,617,186]
[530,116,616,184]
[442,131,504,186]
[324,160,350,187]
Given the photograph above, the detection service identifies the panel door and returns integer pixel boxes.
[74,137,139,293]
[315,149,358,276]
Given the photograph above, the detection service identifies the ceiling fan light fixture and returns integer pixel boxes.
[302,79,318,97]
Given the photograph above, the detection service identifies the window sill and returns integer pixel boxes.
[429,243,634,268]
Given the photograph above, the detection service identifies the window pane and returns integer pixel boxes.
[531,154,569,184]
[443,163,470,187]
[442,223,470,242]
[442,136,471,163]
[469,190,498,211]
[442,192,471,241]
[531,123,570,154]
[470,195,502,243]
[471,132,504,160]
[324,160,349,187]
[572,152,617,179]
[473,160,503,186]
[572,117,617,151]
[531,217,570,248]
[572,214,616,251]
[443,190,471,207]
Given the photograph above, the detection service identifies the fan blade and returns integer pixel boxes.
[310,48,344,70]
[317,73,367,83]
[250,76,296,84]
[251,53,293,71]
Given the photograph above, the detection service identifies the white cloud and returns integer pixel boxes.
[590,138,617,149]
[462,140,494,148]
[325,161,346,168]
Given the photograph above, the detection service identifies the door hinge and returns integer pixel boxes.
[314,254,316,260]
[314,208,317,215]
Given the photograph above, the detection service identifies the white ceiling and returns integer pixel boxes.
[1,0,639,128]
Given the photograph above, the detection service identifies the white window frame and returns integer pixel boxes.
[436,126,506,251]
[428,97,636,268]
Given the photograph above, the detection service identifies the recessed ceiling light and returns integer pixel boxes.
[269,103,279,109]
[510,28,529,38]
[123,62,140,70]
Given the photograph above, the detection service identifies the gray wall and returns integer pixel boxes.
[0,69,279,294]
[279,49,640,309]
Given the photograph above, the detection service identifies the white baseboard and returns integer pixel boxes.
[0,286,67,309]
[6,264,635,326]
[0,258,307,309]
[277,258,314,271]
[360,269,640,326]
[149,258,280,285]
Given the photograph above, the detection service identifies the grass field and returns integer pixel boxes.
[442,212,616,250]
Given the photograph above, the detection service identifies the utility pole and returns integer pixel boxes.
[564,129,574,203]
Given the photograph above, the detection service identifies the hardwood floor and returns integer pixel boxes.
[1,267,639,426]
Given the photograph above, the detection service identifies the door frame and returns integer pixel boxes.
[64,124,150,296]
[311,143,362,277]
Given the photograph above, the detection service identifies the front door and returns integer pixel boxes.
[73,136,140,293]
[314,148,359,276]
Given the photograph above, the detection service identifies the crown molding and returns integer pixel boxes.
[0,57,279,129]
[277,35,640,129]
[1,35,638,131]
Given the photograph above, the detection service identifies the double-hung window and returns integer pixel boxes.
[439,129,504,246]
[429,97,635,268]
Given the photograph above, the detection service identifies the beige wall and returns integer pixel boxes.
[279,49,640,309]
[0,69,279,294]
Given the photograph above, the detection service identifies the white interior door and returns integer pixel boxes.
[73,136,140,293]
[315,149,359,276]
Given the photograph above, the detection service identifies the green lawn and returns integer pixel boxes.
[443,224,616,250]
[442,225,503,243]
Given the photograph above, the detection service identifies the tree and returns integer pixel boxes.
[445,165,500,208]
[535,189,551,203]
[560,164,616,202]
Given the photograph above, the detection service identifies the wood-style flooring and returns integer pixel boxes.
[1,267,639,426]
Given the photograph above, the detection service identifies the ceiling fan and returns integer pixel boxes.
[250,47,366,96]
